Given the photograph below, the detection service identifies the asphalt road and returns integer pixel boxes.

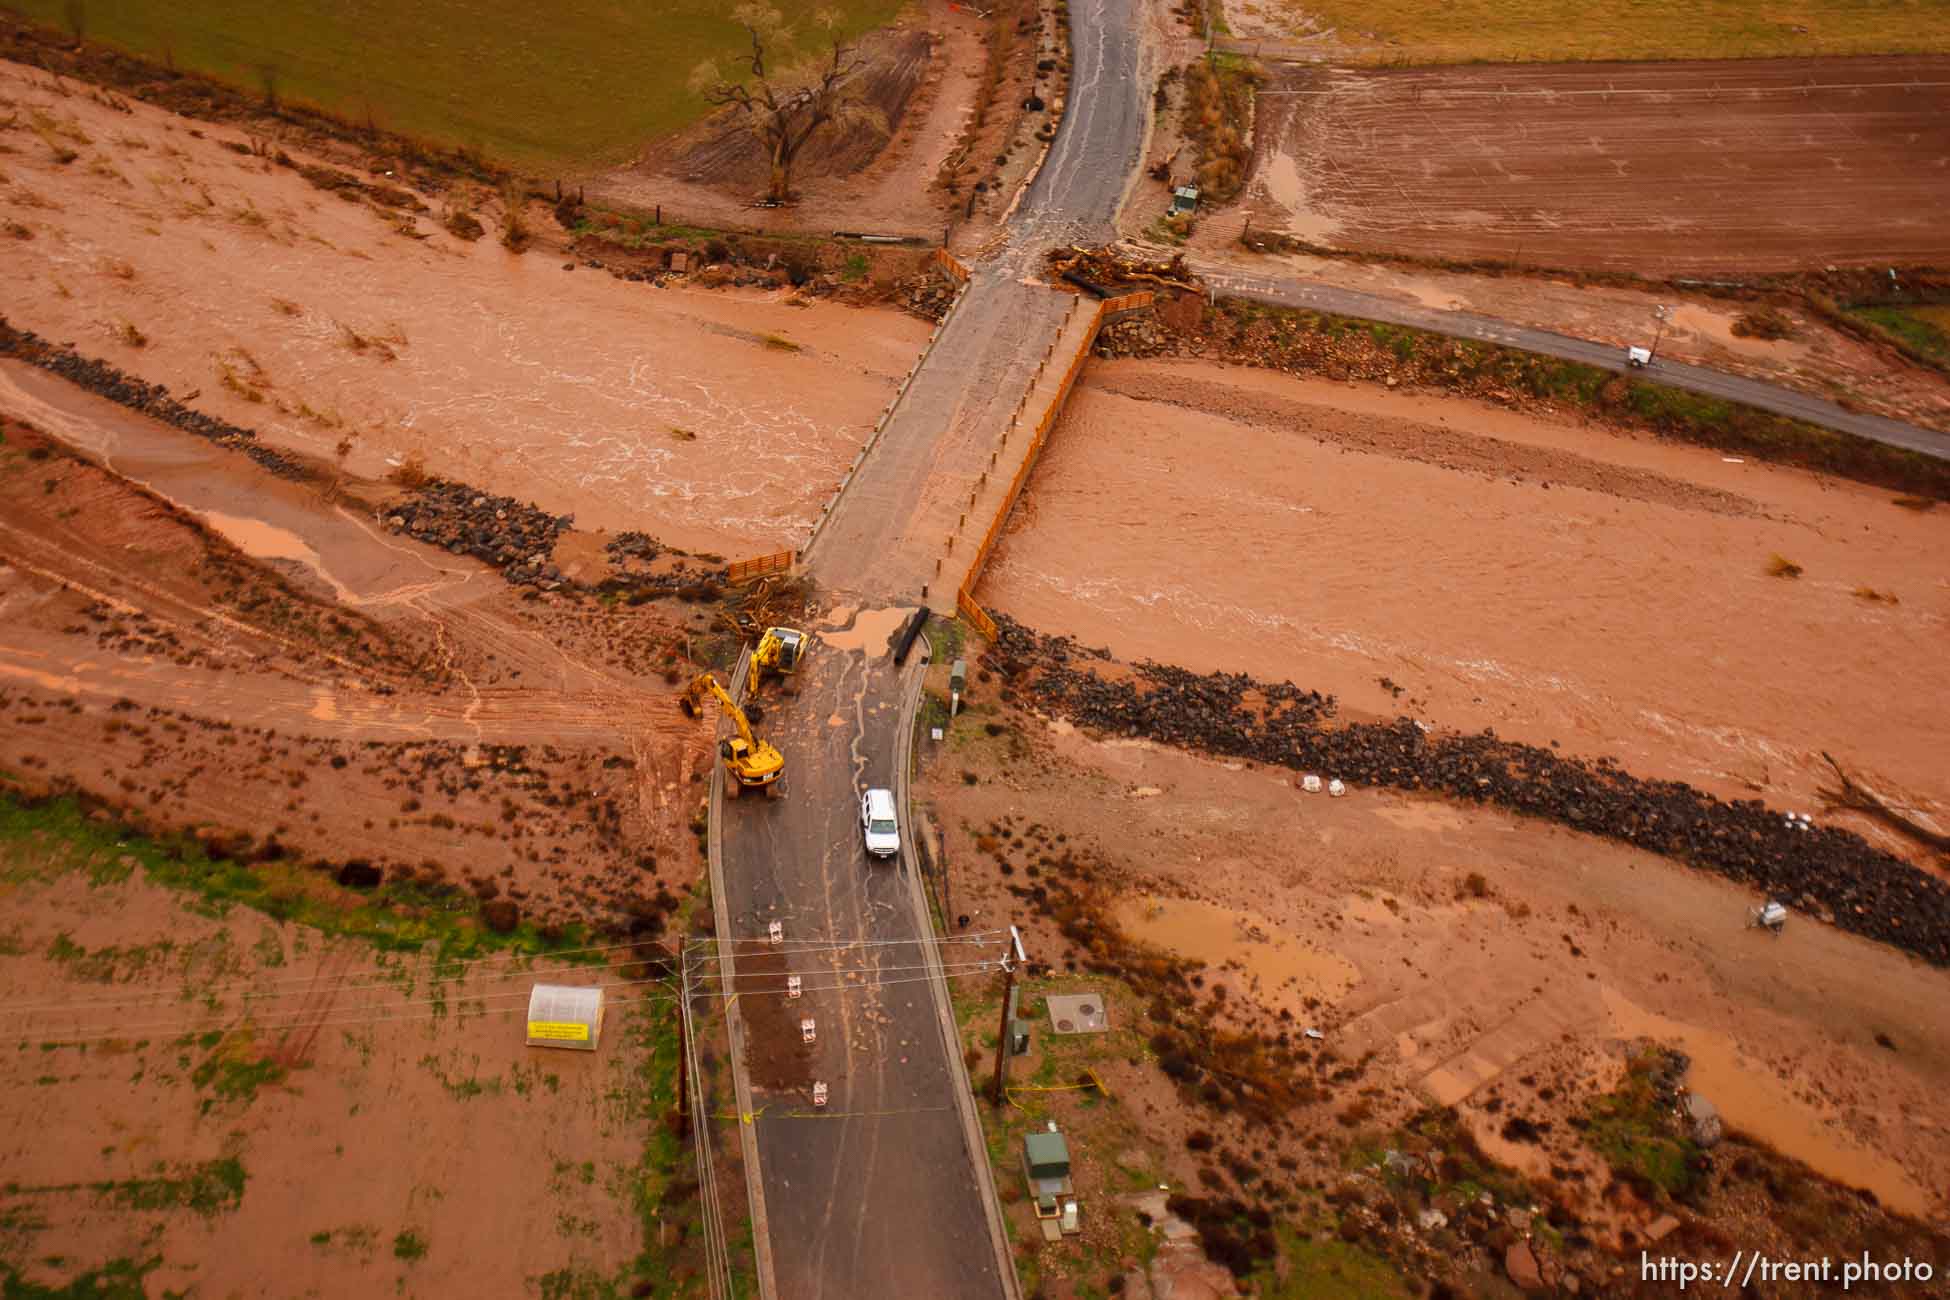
[807,0,1152,598]
[1193,262,1950,462]
[714,1,1154,1297]
[713,635,1008,1300]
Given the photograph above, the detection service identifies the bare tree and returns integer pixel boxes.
[690,4,872,204]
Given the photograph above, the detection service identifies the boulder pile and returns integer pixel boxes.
[385,481,572,589]
[0,317,307,479]
[985,615,1950,966]
[605,531,661,564]
[896,273,957,322]
[1095,315,1171,358]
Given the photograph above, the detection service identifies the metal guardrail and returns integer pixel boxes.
[947,290,1157,623]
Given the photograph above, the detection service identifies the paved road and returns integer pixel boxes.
[1193,262,1950,462]
[713,1,1154,1297]
[808,0,1153,600]
[711,635,1008,1300]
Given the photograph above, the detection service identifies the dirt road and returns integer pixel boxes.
[921,704,1950,1226]
[0,363,713,923]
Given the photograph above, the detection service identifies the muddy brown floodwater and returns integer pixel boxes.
[978,358,1950,844]
[0,58,929,557]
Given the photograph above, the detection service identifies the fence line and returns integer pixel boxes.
[727,549,795,585]
[956,588,999,642]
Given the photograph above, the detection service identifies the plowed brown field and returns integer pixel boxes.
[1255,56,1950,273]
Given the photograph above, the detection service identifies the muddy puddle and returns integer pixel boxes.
[1669,305,1812,363]
[200,510,358,602]
[1260,148,1344,244]
[0,359,467,610]
[818,605,912,654]
[1601,986,1929,1217]
[1114,894,1358,1019]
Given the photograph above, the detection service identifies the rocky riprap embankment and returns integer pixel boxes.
[384,481,573,589]
[984,615,1950,966]
[0,318,308,479]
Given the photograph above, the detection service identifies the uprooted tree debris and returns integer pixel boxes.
[982,615,1950,966]
[1820,751,1950,856]
[1047,244,1199,296]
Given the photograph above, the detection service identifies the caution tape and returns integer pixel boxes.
[1005,1067,1110,1109]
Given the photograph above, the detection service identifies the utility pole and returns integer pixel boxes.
[989,926,1026,1106]
[1650,304,1672,361]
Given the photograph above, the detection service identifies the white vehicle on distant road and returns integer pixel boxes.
[861,787,900,860]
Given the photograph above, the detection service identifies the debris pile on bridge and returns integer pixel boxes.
[1047,245,1199,295]
[896,270,957,322]
[981,614,1950,967]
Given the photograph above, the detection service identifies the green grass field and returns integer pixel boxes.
[8,0,905,168]
[1249,0,1950,63]
[1850,303,1950,366]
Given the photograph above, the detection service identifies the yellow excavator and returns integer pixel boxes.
[681,672,785,799]
[747,626,807,700]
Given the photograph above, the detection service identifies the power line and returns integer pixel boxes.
[682,929,1007,957]
[0,936,674,1018]
[1,933,1005,1024]
[21,961,1008,1047]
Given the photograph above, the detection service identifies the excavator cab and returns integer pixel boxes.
[749,627,807,699]
[682,673,786,799]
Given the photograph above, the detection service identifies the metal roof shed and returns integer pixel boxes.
[526,984,605,1051]
[1022,1130,1074,1210]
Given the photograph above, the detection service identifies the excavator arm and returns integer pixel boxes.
[682,672,785,796]
[684,672,755,745]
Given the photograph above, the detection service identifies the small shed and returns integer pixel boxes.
[1022,1128,1074,1213]
[526,984,605,1051]
[1022,1125,1081,1239]
[1170,185,1200,215]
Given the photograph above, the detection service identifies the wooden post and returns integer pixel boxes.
[989,927,1026,1106]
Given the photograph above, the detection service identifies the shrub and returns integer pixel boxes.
[388,451,431,488]
[1731,308,1795,341]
